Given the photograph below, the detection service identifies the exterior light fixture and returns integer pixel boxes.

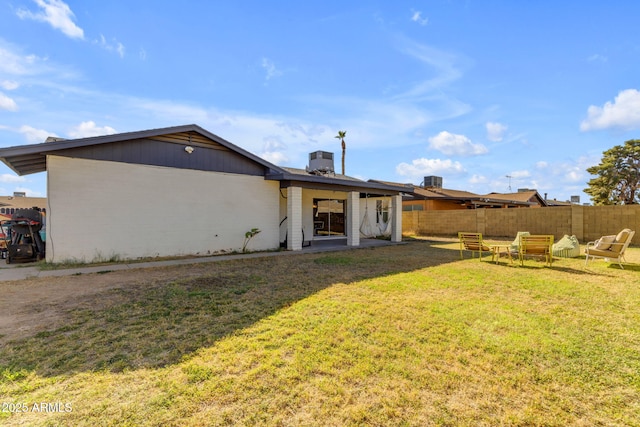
[185,146,194,154]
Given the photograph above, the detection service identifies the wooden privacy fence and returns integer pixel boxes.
[403,205,640,245]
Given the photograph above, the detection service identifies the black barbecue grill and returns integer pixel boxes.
[1,208,46,263]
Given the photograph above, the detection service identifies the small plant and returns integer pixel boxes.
[242,228,261,253]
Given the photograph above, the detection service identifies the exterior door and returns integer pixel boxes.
[313,199,345,237]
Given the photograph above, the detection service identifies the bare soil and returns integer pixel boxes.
[0,262,224,344]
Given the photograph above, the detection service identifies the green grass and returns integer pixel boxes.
[1,239,640,426]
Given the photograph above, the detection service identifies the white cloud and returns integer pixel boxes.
[393,37,469,102]
[564,169,583,183]
[68,121,117,138]
[486,121,507,142]
[510,170,530,179]
[0,174,26,183]
[0,92,18,111]
[19,125,54,143]
[580,89,640,131]
[259,136,289,165]
[396,158,465,182]
[428,131,488,156]
[469,174,489,185]
[587,54,607,63]
[410,10,428,26]
[95,35,126,58]
[261,151,288,165]
[261,58,283,81]
[0,43,44,76]
[17,0,84,39]
[536,161,548,169]
[14,186,44,197]
[1,80,19,90]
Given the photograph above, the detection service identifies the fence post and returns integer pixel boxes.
[571,205,584,242]
[477,208,485,235]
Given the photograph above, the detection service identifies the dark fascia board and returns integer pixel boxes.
[0,124,286,176]
[266,171,406,195]
[408,192,536,206]
[406,185,539,206]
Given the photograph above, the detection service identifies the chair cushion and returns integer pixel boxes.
[615,229,631,244]
[465,243,490,251]
[586,248,619,258]
[595,235,616,250]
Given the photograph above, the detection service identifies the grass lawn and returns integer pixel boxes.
[1,237,639,426]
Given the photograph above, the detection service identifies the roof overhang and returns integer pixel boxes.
[0,124,403,197]
[0,124,283,176]
[266,172,406,196]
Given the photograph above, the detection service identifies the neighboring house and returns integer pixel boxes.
[372,176,548,210]
[544,199,574,207]
[0,194,47,246]
[0,124,404,263]
[0,193,47,216]
[403,187,547,210]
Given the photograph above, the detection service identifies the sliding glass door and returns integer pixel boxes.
[313,199,345,237]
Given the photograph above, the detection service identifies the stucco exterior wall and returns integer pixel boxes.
[46,156,280,262]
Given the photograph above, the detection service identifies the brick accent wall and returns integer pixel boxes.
[403,205,640,244]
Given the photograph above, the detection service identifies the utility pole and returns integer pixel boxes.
[506,175,512,192]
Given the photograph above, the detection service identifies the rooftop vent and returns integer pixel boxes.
[306,151,335,175]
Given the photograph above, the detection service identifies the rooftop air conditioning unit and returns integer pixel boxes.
[307,151,335,175]
[423,176,443,188]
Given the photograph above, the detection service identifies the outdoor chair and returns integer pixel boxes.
[509,231,530,256]
[458,232,494,261]
[518,234,554,267]
[584,228,635,269]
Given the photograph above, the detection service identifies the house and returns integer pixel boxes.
[372,176,548,210]
[0,124,405,263]
[403,187,547,210]
[0,193,48,248]
[0,193,47,216]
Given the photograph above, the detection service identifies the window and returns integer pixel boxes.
[376,200,390,223]
[402,204,423,211]
[313,199,345,236]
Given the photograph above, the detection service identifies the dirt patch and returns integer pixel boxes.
[0,262,224,344]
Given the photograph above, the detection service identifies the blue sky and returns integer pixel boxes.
[1,1,640,203]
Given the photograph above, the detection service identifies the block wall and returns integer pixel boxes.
[403,205,640,244]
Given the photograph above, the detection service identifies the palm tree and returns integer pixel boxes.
[335,130,346,175]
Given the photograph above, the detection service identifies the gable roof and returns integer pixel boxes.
[0,124,282,176]
[399,184,548,207]
[0,124,406,195]
[485,190,547,206]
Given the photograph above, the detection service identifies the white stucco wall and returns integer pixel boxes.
[46,156,280,262]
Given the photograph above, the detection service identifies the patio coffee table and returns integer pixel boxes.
[490,244,514,264]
